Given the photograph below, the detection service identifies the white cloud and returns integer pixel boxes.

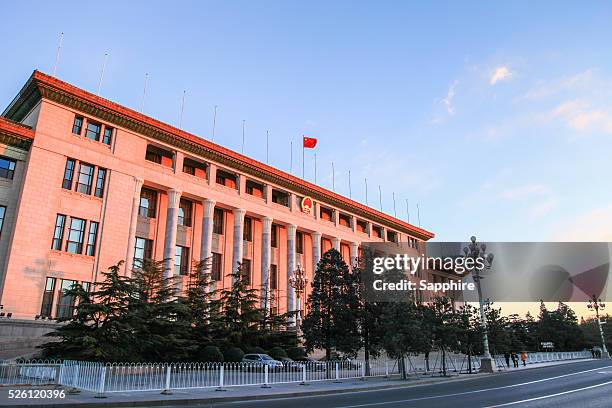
[500,184,558,218]
[548,99,612,134]
[553,204,612,241]
[440,80,458,115]
[490,66,513,85]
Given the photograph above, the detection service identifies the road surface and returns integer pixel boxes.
[211,359,612,408]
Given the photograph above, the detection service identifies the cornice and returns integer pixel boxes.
[4,70,434,240]
[0,117,34,150]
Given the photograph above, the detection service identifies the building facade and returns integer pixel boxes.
[0,71,434,320]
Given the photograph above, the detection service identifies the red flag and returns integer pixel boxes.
[303,136,318,148]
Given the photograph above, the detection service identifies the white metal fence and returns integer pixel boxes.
[0,351,593,394]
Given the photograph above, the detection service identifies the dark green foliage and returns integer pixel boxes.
[268,346,287,360]
[201,345,224,362]
[246,346,266,354]
[287,346,306,360]
[224,346,245,362]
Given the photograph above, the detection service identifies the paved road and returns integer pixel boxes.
[211,359,612,408]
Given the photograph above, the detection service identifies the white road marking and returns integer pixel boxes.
[485,379,612,407]
[331,365,612,408]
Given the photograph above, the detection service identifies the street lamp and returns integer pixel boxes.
[463,236,495,373]
[587,294,609,358]
[289,264,309,333]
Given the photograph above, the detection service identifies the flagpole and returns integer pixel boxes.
[417,203,421,227]
[332,162,335,192]
[140,72,149,113]
[290,141,293,173]
[405,199,410,223]
[97,52,109,96]
[52,32,64,76]
[302,136,305,179]
[365,178,368,205]
[348,171,352,199]
[179,90,186,129]
[212,105,218,141]
[266,130,270,164]
[378,185,383,211]
[314,153,317,184]
[241,120,245,154]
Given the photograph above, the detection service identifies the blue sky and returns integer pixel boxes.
[3,1,612,242]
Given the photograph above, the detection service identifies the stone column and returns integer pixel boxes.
[163,189,182,278]
[287,224,297,324]
[312,232,322,272]
[350,242,360,268]
[333,237,341,252]
[124,177,144,275]
[261,216,273,310]
[200,199,216,264]
[232,208,246,276]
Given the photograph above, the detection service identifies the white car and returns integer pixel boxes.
[241,354,284,369]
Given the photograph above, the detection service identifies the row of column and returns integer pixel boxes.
[124,178,361,316]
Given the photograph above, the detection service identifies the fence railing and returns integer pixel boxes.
[0,352,593,394]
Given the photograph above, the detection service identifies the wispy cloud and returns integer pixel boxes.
[500,183,558,218]
[546,99,612,134]
[440,80,458,115]
[490,66,513,85]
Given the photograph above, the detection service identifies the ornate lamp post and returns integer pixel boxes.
[289,265,309,333]
[463,236,495,373]
[587,294,609,358]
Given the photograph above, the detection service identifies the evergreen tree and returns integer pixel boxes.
[302,249,361,360]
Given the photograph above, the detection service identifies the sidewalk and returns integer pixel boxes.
[0,358,594,407]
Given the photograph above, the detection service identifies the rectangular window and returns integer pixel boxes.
[40,277,56,318]
[213,208,224,234]
[246,180,264,197]
[271,189,289,207]
[271,224,278,248]
[62,158,75,190]
[241,259,251,285]
[178,199,192,227]
[85,122,101,141]
[0,156,16,180]
[211,252,222,281]
[356,220,367,233]
[270,264,277,290]
[51,214,66,250]
[134,237,153,267]
[296,231,304,254]
[215,169,237,189]
[339,213,351,227]
[243,217,252,242]
[139,188,157,218]
[0,205,5,237]
[76,163,94,195]
[182,158,207,179]
[145,145,173,167]
[72,116,83,135]
[175,245,190,276]
[372,225,382,239]
[85,221,99,256]
[94,168,106,198]
[66,217,86,254]
[102,126,113,145]
[320,207,333,221]
[56,279,77,319]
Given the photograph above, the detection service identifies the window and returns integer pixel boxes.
[387,230,398,243]
[215,169,237,189]
[372,225,382,239]
[296,231,304,254]
[339,213,351,227]
[66,217,86,254]
[182,158,207,179]
[85,122,101,141]
[175,245,190,276]
[270,264,277,290]
[51,214,66,250]
[271,224,278,248]
[178,199,192,227]
[145,149,161,164]
[212,252,222,281]
[139,188,157,218]
[246,180,264,197]
[94,168,106,198]
[241,259,251,285]
[271,189,289,207]
[134,237,153,267]
[0,206,5,237]
[62,159,75,190]
[213,208,224,234]
[85,221,99,256]
[356,220,367,233]
[102,126,113,145]
[40,277,56,318]
[145,145,173,168]
[320,207,333,221]
[72,116,84,135]
[76,163,95,195]
[243,217,252,242]
[0,156,16,180]
[56,279,77,319]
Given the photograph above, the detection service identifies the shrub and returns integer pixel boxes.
[246,346,266,354]
[201,345,224,362]
[268,346,287,360]
[287,347,306,360]
[224,347,245,362]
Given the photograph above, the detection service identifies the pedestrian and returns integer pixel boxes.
[591,347,595,358]
[511,353,519,368]
[504,352,510,368]
[520,351,527,366]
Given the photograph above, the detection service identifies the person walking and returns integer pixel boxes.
[511,352,519,368]
[504,352,511,368]
[520,351,527,366]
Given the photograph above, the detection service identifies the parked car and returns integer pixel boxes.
[318,356,360,370]
[294,356,327,371]
[279,357,304,371]
[241,354,284,370]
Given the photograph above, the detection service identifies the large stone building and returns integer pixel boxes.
[0,71,434,321]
